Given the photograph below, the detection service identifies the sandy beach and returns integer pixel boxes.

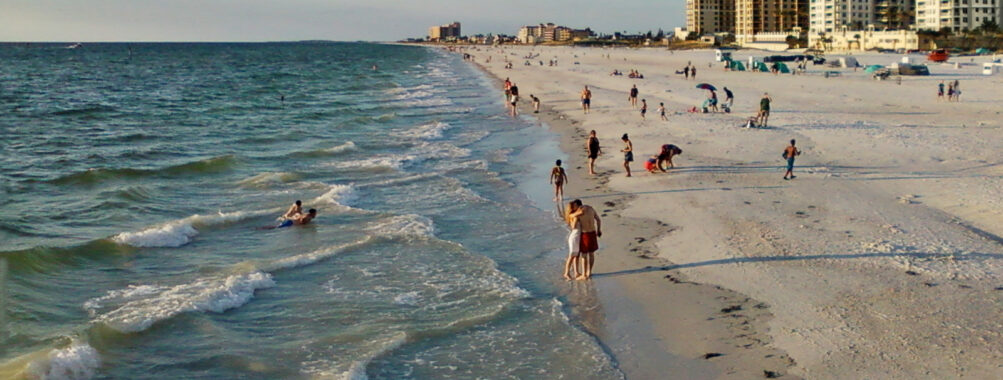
[465,45,1003,379]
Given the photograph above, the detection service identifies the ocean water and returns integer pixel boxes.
[0,43,620,379]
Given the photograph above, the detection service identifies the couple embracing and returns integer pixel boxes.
[563,199,602,280]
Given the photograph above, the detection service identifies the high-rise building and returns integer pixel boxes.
[686,0,737,34]
[735,0,809,42]
[916,0,1001,33]
[809,0,915,35]
[428,22,462,42]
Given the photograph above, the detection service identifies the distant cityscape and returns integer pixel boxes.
[413,1,1001,52]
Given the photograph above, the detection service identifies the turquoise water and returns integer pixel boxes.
[0,43,619,379]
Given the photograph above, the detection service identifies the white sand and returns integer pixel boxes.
[468,45,1003,379]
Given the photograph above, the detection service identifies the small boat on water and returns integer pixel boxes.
[928,49,949,62]
[66,43,82,49]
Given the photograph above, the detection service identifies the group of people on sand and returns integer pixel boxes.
[679,62,697,80]
[937,80,961,102]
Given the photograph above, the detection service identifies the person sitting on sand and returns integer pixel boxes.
[550,159,568,201]
[644,156,659,173]
[283,200,303,219]
[657,144,682,171]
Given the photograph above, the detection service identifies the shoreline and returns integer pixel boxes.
[461,44,1003,379]
[467,54,799,379]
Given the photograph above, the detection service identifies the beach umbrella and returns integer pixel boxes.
[695,83,716,91]
[864,65,884,73]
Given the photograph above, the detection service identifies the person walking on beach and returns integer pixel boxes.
[586,130,601,175]
[563,201,582,280]
[657,102,667,121]
[683,65,690,79]
[532,95,540,113]
[723,87,734,108]
[550,159,568,201]
[628,84,639,109]
[571,199,601,280]
[758,93,772,127]
[581,85,592,114]
[639,99,647,120]
[690,65,697,80]
[782,139,801,180]
[937,81,945,101]
[621,133,633,177]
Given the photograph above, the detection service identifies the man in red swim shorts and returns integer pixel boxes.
[572,199,602,280]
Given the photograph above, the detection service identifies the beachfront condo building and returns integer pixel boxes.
[428,22,462,42]
[734,0,810,43]
[916,0,1002,32]
[686,0,737,34]
[809,0,914,34]
[517,23,593,43]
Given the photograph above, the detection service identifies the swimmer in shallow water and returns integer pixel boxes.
[283,200,303,219]
[265,209,317,229]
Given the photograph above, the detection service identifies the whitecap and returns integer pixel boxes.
[403,121,451,140]
[112,210,271,248]
[86,271,275,333]
[1,341,102,380]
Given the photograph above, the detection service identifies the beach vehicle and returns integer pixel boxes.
[928,49,949,62]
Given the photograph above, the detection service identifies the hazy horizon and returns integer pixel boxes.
[1,0,684,42]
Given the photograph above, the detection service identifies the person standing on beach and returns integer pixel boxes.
[586,130,601,175]
[621,133,633,177]
[639,99,648,120]
[723,87,734,107]
[657,102,667,121]
[531,95,540,113]
[628,84,639,109]
[758,93,772,127]
[572,199,601,280]
[683,63,690,79]
[563,201,582,280]
[509,84,520,116]
[690,65,697,80]
[581,86,592,114]
[550,159,568,201]
[782,139,801,180]
[937,81,945,101]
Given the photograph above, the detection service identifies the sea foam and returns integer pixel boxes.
[7,341,103,380]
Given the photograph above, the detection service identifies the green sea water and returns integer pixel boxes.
[0,43,620,379]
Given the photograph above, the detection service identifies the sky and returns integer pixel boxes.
[0,0,685,42]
